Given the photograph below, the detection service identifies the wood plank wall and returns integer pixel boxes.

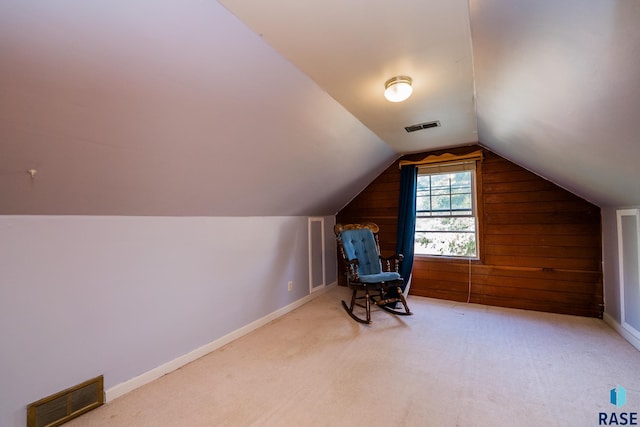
[336,145,603,318]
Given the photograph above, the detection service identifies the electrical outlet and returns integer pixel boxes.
[287,281,293,291]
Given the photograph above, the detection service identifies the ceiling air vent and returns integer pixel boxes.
[404,120,441,133]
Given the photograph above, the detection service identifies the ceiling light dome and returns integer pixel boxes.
[384,76,413,102]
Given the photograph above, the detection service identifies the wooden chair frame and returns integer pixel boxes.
[335,223,412,323]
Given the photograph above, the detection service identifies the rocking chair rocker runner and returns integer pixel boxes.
[335,223,412,323]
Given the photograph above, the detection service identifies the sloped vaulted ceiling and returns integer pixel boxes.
[218,0,479,154]
[2,0,640,216]
[0,0,397,216]
[470,0,640,207]
[220,0,640,209]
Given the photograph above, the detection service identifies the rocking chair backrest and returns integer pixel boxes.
[335,223,411,323]
[337,226,383,276]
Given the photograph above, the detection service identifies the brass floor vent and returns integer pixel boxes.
[27,375,104,427]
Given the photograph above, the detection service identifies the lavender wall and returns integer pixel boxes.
[0,215,336,427]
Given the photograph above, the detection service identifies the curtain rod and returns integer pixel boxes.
[398,149,483,169]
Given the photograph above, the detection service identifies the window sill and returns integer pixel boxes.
[414,254,480,263]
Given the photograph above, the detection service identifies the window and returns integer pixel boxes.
[415,161,478,258]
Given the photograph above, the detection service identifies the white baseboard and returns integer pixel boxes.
[603,312,640,352]
[105,282,337,402]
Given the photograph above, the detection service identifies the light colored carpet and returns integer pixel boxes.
[68,286,640,427]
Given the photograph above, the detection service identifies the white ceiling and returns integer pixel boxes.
[0,0,397,215]
[219,0,479,153]
[470,0,640,207]
[1,0,639,216]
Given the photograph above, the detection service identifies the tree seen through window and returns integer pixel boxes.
[415,169,477,257]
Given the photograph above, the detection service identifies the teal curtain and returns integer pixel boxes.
[396,165,418,287]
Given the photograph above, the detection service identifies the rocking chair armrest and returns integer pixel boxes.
[380,254,404,273]
[344,258,360,281]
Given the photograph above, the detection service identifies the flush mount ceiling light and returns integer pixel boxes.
[384,76,413,102]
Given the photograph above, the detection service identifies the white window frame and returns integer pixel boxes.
[415,161,479,259]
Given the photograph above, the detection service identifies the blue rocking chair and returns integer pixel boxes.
[335,223,412,324]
